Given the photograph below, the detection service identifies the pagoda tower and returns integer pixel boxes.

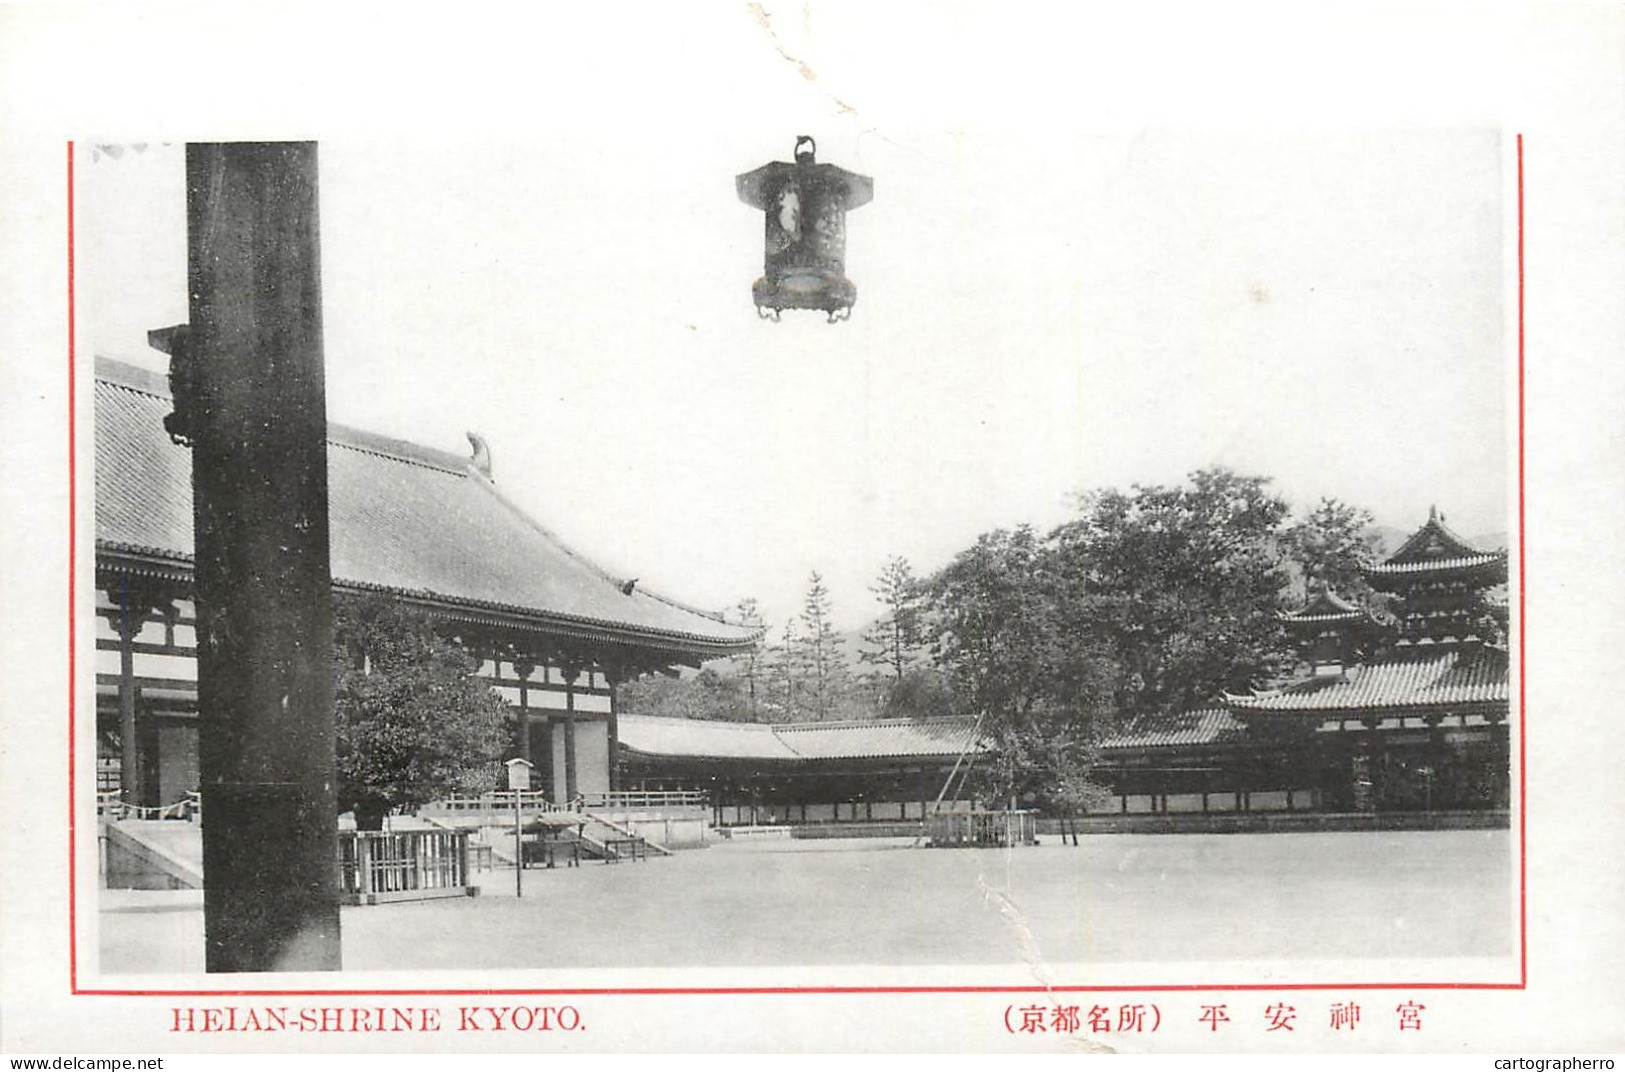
[1362,506,1508,646]
[1280,586,1378,677]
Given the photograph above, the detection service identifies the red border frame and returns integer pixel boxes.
[68,140,80,991]
[67,135,1529,998]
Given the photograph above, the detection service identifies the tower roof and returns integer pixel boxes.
[1363,507,1507,583]
[1282,588,1368,625]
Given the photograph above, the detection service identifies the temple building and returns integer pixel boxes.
[94,355,761,811]
[617,716,981,825]
[96,353,1510,825]
[616,510,1512,823]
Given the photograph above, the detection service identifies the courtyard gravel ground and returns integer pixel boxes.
[97,829,1511,976]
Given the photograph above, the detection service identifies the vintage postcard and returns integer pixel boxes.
[1,3,1623,1058]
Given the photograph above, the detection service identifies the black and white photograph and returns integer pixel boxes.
[82,128,1515,983]
[2,2,1623,1058]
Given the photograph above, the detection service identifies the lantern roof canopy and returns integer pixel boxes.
[736,161,874,210]
[736,138,873,211]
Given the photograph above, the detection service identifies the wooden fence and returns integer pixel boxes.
[926,810,1038,848]
[337,829,478,905]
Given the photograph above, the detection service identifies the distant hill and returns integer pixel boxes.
[1370,525,1508,559]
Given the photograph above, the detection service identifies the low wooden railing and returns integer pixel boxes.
[428,790,555,815]
[423,789,708,818]
[337,829,478,905]
[579,790,709,810]
[926,809,1038,848]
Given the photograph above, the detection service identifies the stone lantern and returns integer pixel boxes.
[736,136,873,322]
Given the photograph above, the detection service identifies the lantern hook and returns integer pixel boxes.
[794,135,816,163]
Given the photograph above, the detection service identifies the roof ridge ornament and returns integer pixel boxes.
[466,432,492,479]
[147,324,194,447]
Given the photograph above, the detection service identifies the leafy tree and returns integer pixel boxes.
[332,595,510,830]
[1050,467,1296,720]
[1281,497,1384,608]
[925,526,1063,723]
[881,665,954,719]
[920,469,1393,818]
[797,571,849,721]
[858,556,926,691]
[923,526,1113,809]
[616,667,752,722]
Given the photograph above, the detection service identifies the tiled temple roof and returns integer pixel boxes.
[1225,650,1508,713]
[1283,588,1369,624]
[1364,508,1507,581]
[621,647,1509,764]
[617,715,982,762]
[1097,708,1248,750]
[1366,554,1507,576]
[773,718,983,759]
[95,356,762,657]
[616,716,799,761]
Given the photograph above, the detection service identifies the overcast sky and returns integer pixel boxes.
[78,35,1510,636]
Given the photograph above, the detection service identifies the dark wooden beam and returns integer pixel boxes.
[178,142,340,973]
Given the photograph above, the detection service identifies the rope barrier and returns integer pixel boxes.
[97,790,199,821]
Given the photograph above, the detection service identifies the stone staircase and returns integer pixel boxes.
[101,819,204,889]
[580,810,674,858]
[467,812,669,865]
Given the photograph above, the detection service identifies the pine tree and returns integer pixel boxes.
[764,617,803,722]
[798,571,849,721]
[858,556,925,685]
[729,597,768,720]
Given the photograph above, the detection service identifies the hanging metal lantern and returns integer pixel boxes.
[736,136,873,322]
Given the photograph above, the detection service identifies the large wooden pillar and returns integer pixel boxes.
[605,663,624,794]
[562,666,579,800]
[174,142,340,972]
[109,583,168,808]
[114,599,142,809]
[513,657,534,766]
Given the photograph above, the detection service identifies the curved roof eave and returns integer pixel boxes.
[96,542,765,658]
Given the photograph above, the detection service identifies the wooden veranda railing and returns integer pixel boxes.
[337,829,478,905]
[424,789,708,819]
[580,790,709,810]
[426,790,556,816]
